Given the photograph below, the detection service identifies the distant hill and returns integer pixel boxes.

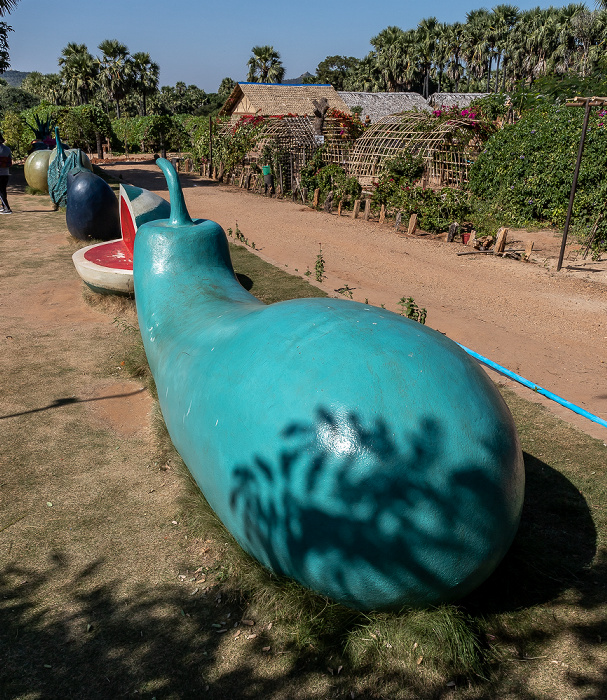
[1,70,31,87]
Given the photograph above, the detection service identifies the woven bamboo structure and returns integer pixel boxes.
[215,115,319,192]
[348,112,487,189]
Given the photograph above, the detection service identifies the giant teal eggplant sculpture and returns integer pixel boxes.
[135,159,525,611]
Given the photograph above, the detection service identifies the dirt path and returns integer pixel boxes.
[106,160,607,441]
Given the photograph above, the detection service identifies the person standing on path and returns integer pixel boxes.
[0,134,12,214]
[262,162,275,197]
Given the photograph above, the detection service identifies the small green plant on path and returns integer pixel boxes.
[336,284,354,299]
[398,296,427,324]
[315,242,325,282]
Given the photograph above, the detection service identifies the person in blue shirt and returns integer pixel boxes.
[262,162,275,197]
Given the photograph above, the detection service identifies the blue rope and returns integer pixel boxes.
[457,343,607,430]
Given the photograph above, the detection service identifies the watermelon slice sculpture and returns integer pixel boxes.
[72,183,170,295]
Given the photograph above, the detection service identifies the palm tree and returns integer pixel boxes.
[417,17,439,99]
[343,54,384,92]
[463,9,491,90]
[371,26,407,92]
[96,39,133,118]
[433,22,451,93]
[131,51,159,116]
[246,45,285,83]
[0,0,18,16]
[490,5,520,92]
[445,22,465,92]
[59,43,97,105]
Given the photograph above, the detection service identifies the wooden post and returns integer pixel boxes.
[524,240,534,260]
[352,199,361,219]
[379,204,386,224]
[447,222,459,242]
[208,114,213,175]
[494,227,508,254]
[395,212,402,231]
[337,199,343,217]
[558,98,593,271]
[313,188,320,208]
[363,199,371,221]
[407,213,418,236]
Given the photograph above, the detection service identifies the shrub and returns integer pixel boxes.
[468,104,607,254]
[300,150,361,202]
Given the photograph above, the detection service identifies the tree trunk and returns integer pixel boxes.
[161,137,167,160]
[486,56,492,93]
[96,132,103,159]
[494,55,501,93]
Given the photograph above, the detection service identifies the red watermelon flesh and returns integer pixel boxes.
[83,240,133,270]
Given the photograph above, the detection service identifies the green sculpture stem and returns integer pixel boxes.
[156,158,193,226]
[54,127,64,158]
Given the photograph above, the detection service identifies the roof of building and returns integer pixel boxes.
[219,82,349,117]
[338,92,431,122]
[427,92,489,108]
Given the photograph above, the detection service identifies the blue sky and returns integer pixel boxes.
[7,0,579,93]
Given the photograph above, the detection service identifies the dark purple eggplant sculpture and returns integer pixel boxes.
[66,169,120,242]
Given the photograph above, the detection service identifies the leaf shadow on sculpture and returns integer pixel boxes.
[229,407,525,611]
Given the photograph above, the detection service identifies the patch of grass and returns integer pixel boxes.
[229,243,327,304]
[24,185,47,196]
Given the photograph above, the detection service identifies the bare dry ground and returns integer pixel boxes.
[1,165,606,700]
[103,159,607,443]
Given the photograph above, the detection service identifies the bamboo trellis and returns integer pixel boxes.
[348,113,489,189]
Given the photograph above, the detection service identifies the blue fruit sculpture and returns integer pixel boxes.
[134,159,525,611]
[66,169,120,241]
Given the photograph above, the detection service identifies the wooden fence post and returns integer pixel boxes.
[407,213,417,236]
[494,227,508,254]
[313,188,320,208]
[352,199,361,219]
[363,199,371,221]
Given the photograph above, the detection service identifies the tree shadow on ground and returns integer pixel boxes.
[2,414,605,699]
[103,165,220,192]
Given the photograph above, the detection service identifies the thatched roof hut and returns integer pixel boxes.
[219,83,349,118]
[427,93,489,109]
[338,92,430,122]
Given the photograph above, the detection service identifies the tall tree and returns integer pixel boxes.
[0,0,18,15]
[59,43,97,105]
[246,45,285,83]
[417,17,439,98]
[314,55,360,90]
[463,9,491,90]
[218,77,236,98]
[489,5,520,92]
[96,39,133,118]
[0,0,18,72]
[370,26,409,92]
[131,51,159,116]
[0,21,11,73]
